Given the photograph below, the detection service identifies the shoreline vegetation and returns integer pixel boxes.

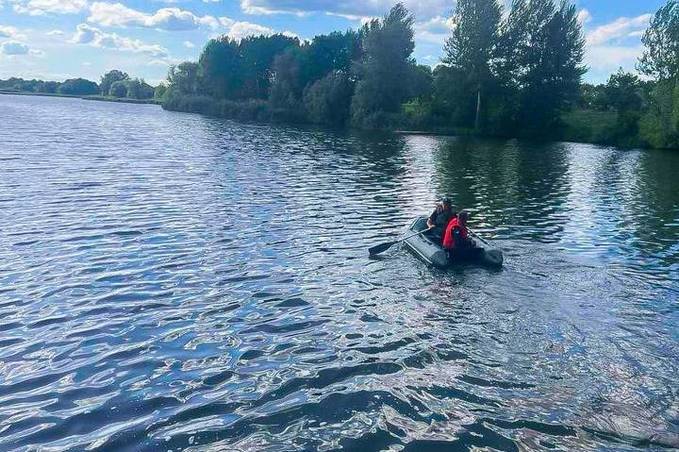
[0,69,162,106]
[158,0,678,150]
[0,90,160,105]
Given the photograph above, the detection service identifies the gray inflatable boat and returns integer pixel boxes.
[403,216,503,268]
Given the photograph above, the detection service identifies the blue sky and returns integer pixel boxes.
[0,0,668,85]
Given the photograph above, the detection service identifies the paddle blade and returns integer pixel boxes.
[484,249,503,267]
[368,241,396,256]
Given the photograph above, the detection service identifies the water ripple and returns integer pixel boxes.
[0,94,677,451]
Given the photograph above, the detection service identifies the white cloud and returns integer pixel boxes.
[1,40,30,55]
[46,29,64,36]
[413,15,454,45]
[577,9,592,25]
[579,13,653,82]
[72,23,169,57]
[148,58,180,66]
[240,0,451,20]
[13,0,87,15]
[183,40,195,48]
[88,2,219,30]
[0,25,18,38]
[586,14,652,46]
[219,17,274,39]
[586,45,644,73]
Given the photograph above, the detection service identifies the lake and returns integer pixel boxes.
[0,94,677,451]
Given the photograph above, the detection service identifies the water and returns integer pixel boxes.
[0,94,677,451]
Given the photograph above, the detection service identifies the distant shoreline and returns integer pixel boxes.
[0,90,160,105]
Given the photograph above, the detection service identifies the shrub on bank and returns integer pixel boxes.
[561,109,619,145]
[163,93,282,122]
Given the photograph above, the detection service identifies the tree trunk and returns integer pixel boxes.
[475,85,482,132]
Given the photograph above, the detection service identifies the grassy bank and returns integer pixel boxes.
[0,90,160,105]
[162,93,306,123]
[561,109,620,145]
[81,95,160,105]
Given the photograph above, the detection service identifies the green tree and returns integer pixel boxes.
[410,64,434,100]
[109,80,128,97]
[640,80,679,149]
[302,31,361,83]
[516,0,586,135]
[303,71,354,125]
[100,70,129,96]
[638,0,678,81]
[638,1,678,149]
[269,47,304,111]
[154,83,167,100]
[238,34,299,99]
[602,69,644,145]
[605,69,643,112]
[199,37,242,99]
[36,80,59,93]
[432,65,475,125]
[351,3,416,128]
[578,83,608,110]
[443,0,502,131]
[167,62,200,95]
[58,78,99,95]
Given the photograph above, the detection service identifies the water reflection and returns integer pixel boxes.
[429,138,572,242]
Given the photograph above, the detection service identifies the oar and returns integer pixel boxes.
[468,228,503,266]
[368,227,434,256]
[468,228,491,247]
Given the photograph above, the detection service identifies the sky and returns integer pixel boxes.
[0,0,668,85]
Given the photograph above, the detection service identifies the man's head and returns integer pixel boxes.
[440,197,452,209]
[458,209,470,225]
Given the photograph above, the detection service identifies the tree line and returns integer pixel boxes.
[161,0,678,149]
[0,70,159,100]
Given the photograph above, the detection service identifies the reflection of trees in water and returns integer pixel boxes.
[631,149,679,267]
[562,146,678,276]
[430,137,571,241]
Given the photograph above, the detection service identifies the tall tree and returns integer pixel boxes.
[302,31,361,83]
[516,0,585,134]
[100,70,129,96]
[443,0,502,131]
[167,62,200,95]
[238,34,299,99]
[638,0,679,148]
[350,3,416,127]
[638,0,678,81]
[268,47,304,110]
[303,72,354,125]
[199,37,242,99]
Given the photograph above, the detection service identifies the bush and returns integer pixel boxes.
[162,93,275,122]
[401,99,434,129]
[303,72,353,126]
[561,109,619,144]
[639,80,679,149]
[109,80,128,98]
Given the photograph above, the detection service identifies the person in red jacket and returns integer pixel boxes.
[443,210,474,250]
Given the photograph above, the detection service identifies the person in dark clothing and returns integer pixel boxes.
[426,198,454,243]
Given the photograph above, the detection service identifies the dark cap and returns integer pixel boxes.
[440,197,451,206]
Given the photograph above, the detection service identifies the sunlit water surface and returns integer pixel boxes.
[1,94,678,451]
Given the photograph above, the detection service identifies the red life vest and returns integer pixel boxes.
[442,217,468,249]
